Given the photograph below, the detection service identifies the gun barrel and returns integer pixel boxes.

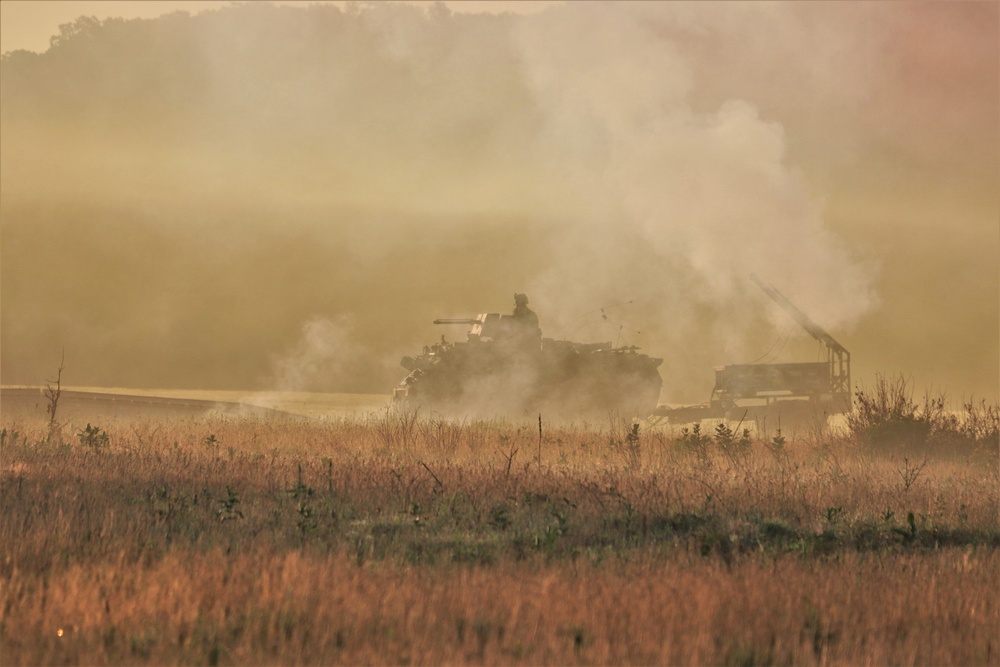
[433,318,480,325]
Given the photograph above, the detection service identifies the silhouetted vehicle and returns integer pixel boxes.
[394,311,663,418]
[650,274,851,429]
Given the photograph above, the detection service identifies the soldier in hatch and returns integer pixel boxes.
[511,293,542,347]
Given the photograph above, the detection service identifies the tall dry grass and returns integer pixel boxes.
[2,408,998,664]
[6,548,997,665]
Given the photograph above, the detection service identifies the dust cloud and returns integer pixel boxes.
[1,2,996,403]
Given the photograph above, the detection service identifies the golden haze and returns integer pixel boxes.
[0,2,996,402]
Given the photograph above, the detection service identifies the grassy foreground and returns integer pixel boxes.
[2,407,998,665]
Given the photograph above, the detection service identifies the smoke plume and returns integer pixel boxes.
[1,2,995,403]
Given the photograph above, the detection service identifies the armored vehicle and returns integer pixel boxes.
[394,311,663,418]
[650,274,851,428]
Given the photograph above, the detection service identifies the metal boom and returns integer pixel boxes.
[749,273,851,399]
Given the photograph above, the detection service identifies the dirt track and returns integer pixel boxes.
[0,387,299,421]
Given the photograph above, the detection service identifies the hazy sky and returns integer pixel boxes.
[0,1,559,53]
[1,1,997,403]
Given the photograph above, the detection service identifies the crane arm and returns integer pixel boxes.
[749,274,847,354]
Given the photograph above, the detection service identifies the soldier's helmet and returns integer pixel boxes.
[514,293,529,306]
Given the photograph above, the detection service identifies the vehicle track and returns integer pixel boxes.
[0,387,302,420]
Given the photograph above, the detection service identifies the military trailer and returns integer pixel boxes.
[652,274,851,426]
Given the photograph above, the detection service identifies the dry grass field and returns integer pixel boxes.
[2,387,998,665]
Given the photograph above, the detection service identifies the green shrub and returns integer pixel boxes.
[848,374,998,459]
[77,423,109,449]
